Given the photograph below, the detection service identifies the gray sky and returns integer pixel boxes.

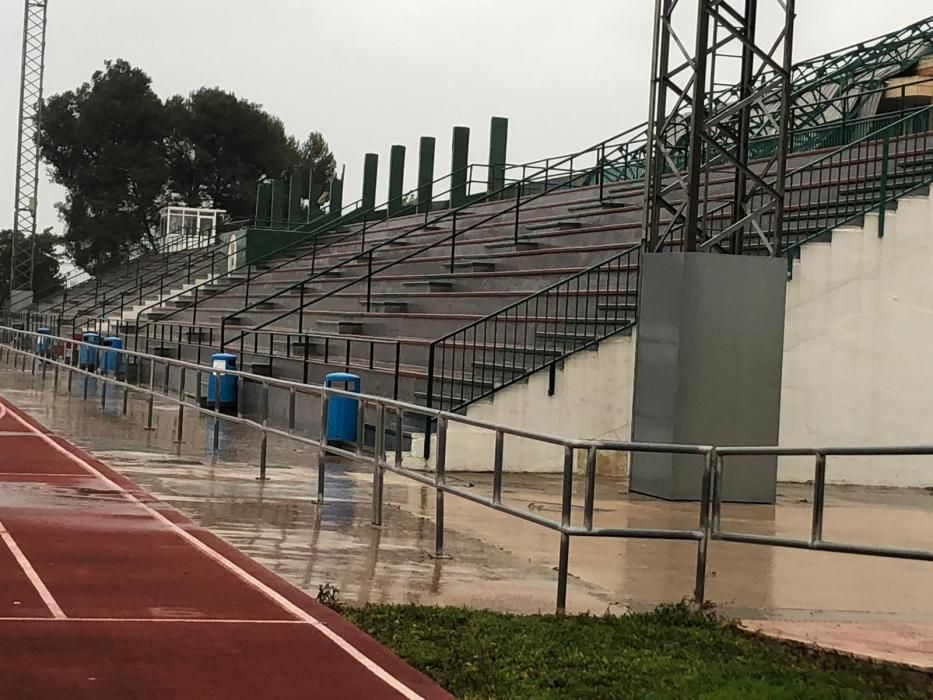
[0,1,929,235]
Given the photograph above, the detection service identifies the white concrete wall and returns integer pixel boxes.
[407,333,636,473]
[409,191,933,486]
[780,191,933,487]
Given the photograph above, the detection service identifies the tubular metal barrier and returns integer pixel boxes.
[0,326,931,614]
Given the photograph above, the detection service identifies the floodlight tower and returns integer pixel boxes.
[643,0,796,256]
[9,0,49,311]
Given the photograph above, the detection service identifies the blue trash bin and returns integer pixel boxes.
[35,327,52,357]
[207,353,238,412]
[325,372,361,444]
[79,332,100,370]
[104,336,125,377]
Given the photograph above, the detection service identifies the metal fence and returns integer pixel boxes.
[0,326,930,615]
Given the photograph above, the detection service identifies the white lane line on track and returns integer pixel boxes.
[0,431,42,436]
[0,405,68,621]
[0,617,310,624]
[0,400,425,700]
[0,522,66,620]
[0,472,88,477]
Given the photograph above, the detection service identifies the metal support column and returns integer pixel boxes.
[9,0,49,311]
[643,0,795,257]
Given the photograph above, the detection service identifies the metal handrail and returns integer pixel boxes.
[29,226,250,330]
[136,163,498,334]
[2,325,931,617]
[132,320,405,400]
[779,106,933,270]
[218,123,650,350]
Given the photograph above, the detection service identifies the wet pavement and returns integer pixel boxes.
[1,366,932,669]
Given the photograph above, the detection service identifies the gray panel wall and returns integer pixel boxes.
[630,252,787,503]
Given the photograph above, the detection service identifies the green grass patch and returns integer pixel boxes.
[343,602,932,699]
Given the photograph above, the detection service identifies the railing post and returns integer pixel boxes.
[434,415,448,558]
[175,366,186,444]
[583,447,597,531]
[493,429,504,504]
[145,360,156,431]
[694,448,715,606]
[513,176,522,244]
[450,212,457,270]
[556,445,574,615]
[298,282,305,335]
[598,144,606,202]
[810,452,827,544]
[317,388,329,504]
[423,344,436,459]
[366,251,374,313]
[259,382,270,480]
[371,403,386,526]
[878,137,890,238]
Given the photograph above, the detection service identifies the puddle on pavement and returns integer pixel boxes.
[2,367,932,620]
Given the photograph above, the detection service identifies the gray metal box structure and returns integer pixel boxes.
[630,252,786,503]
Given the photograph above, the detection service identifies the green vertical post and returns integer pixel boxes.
[288,171,303,225]
[270,179,285,227]
[878,137,890,238]
[388,145,406,217]
[417,137,436,214]
[451,126,470,208]
[362,153,379,213]
[488,116,509,193]
[255,181,272,227]
[329,176,344,217]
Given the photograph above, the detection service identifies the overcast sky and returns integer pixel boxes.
[0,1,929,235]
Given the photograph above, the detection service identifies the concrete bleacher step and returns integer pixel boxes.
[483,240,540,251]
[470,361,529,375]
[443,260,496,273]
[358,300,409,312]
[272,338,322,355]
[567,199,629,213]
[526,220,583,232]
[316,320,364,335]
[402,280,454,292]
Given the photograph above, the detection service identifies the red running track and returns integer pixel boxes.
[0,396,450,699]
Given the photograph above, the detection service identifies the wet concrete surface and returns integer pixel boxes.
[2,367,933,653]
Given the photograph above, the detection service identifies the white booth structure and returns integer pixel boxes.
[158,206,227,252]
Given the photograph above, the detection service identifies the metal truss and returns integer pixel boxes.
[785,15,933,131]
[643,0,796,256]
[9,0,49,305]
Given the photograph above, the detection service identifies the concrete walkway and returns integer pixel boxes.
[2,368,932,671]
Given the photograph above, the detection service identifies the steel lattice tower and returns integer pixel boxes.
[643,0,796,256]
[9,0,49,308]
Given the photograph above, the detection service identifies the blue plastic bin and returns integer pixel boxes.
[104,336,125,377]
[207,353,238,410]
[79,332,100,370]
[35,327,52,357]
[325,372,361,444]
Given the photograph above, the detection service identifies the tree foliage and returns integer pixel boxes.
[164,88,297,215]
[39,59,167,272]
[0,228,63,307]
[39,60,336,273]
[294,131,337,205]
